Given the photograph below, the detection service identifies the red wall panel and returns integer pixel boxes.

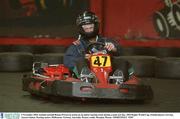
[92,0,165,39]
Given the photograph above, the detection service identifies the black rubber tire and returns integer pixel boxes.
[0,52,33,72]
[76,59,88,75]
[42,45,67,53]
[121,47,154,56]
[112,57,130,80]
[113,56,156,77]
[10,45,36,53]
[33,53,64,64]
[151,47,180,58]
[0,45,11,52]
[10,45,46,54]
[155,57,180,79]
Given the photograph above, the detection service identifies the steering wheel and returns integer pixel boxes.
[86,42,106,54]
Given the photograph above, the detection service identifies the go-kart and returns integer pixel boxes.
[22,42,153,102]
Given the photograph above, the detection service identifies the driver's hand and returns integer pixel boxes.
[73,40,80,45]
[105,42,117,52]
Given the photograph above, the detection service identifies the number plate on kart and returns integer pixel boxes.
[91,55,111,67]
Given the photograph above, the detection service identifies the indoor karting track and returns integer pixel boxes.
[0,72,180,112]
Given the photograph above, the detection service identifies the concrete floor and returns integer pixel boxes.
[0,72,180,112]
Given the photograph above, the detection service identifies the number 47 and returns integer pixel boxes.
[93,56,108,66]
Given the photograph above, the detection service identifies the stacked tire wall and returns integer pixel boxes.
[121,47,180,79]
[0,45,67,72]
[0,44,180,79]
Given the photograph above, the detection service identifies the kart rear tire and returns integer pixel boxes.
[112,57,130,80]
[113,56,156,77]
[0,52,33,72]
[33,53,64,64]
[155,57,180,79]
[76,59,88,75]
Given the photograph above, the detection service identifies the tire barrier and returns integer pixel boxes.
[0,52,33,72]
[0,51,179,79]
[9,45,40,54]
[112,56,157,77]
[9,45,67,54]
[150,47,180,58]
[0,46,11,52]
[121,47,154,56]
[1,45,180,57]
[153,2,180,38]
[121,47,180,57]
[155,57,180,79]
[42,45,67,53]
[33,53,64,65]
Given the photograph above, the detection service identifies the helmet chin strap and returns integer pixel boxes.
[78,34,81,40]
[96,35,99,41]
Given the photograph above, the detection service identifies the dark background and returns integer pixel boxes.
[0,0,89,37]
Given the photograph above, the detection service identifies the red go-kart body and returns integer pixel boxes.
[22,51,153,102]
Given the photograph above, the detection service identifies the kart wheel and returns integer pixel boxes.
[155,57,180,79]
[0,52,33,72]
[112,57,130,81]
[76,59,88,75]
[114,56,156,77]
[33,53,64,64]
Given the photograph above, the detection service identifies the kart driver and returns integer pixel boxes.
[64,11,134,78]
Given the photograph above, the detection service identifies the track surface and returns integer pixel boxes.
[0,73,180,112]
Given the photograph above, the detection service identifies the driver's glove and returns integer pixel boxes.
[105,42,116,51]
[73,40,80,45]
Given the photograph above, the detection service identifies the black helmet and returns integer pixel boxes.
[76,11,99,39]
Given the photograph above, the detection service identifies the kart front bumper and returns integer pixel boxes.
[22,77,153,101]
[51,80,153,101]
